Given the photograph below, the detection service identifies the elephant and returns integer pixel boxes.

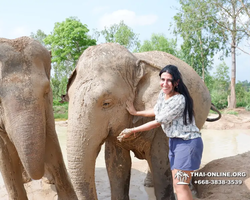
[0,37,77,200]
[65,43,214,200]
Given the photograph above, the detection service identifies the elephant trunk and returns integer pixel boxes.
[5,103,46,180]
[67,97,103,199]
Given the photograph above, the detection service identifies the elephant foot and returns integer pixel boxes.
[42,172,55,184]
[22,170,32,183]
[144,170,154,187]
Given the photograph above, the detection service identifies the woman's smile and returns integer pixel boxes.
[160,72,174,96]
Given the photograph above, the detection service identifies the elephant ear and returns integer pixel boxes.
[132,59,162,123]
[60,68,77,103]
[133,59,162,88]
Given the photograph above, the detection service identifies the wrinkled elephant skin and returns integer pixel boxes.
[66,43,211,200]
[0,37,77,200]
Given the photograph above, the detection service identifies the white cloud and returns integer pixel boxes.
[9,27,30,39]
[99,9,158,29]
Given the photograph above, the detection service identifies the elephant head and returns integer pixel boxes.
[66,43,211,199]
[0,37,77,199]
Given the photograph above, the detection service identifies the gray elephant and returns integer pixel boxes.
[65,43,213,200]
[0,37,77,200]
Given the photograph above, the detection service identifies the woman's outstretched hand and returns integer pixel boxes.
[117,128,134,142]
[126,101,137,115]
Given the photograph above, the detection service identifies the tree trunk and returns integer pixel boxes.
[229,8,237,109]
[229,37,236,108]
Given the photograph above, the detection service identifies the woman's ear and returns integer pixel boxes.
[174,79,180,88]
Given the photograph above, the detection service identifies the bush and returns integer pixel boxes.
[236,101,247,107]
[246,105,250,111]
[53,100,68,120]
[210,90,228,109]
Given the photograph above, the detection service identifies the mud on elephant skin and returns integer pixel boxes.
[0,37,77,200]
[65,43,212,200]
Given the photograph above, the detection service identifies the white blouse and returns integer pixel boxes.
[154,90,201,140]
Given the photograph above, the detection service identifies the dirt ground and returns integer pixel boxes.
[0,108,250,199]
[203,107,250,130]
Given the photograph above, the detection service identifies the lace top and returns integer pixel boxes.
[154,90,201,140]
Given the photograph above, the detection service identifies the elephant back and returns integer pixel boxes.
[134,51,211,130]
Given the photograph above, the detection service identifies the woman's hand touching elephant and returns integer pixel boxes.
[117,128,135,142]
[126,101,155,117]
[126,101,138,116]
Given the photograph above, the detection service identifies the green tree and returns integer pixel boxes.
[210,62,230,109]
[30,29,48,47]
[173,0,227,80]
[235,81,250,107]
[100,20,140,52]
[240,80,250,92]
[184,0,250,108]
[213,62,230,90]
[208,0,250,108]
[137,33,179,57]
[44,17,96,99]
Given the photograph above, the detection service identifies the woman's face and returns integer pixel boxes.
[160,72,175,95]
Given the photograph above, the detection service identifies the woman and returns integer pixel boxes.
[117,64,203,200]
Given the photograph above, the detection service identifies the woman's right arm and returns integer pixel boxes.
[126,101,155,117]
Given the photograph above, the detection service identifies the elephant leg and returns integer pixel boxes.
[44,129,77,200]
[144,167,154,187]
[0,134,28,200]
[149,133,175,200]
[105,138,131,200]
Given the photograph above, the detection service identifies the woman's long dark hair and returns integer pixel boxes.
[159,65,194,125]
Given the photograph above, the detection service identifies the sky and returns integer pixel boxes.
[0,0,249,82]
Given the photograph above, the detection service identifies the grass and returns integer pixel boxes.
[53,102,68,120]
[222,110,238,115]
[209,108,240,116]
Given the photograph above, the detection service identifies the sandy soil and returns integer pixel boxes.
[0,108,250,199]
[203,107,250,130]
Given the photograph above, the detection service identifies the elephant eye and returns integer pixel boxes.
[102,99,113,109]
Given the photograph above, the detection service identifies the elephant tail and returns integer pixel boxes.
[206,103,221,122]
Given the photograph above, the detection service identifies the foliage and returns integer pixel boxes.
[30,29,48,47]
[208,62,230,109]
[136,33,180,57]
[210,89,229,109]
[44,17,96,99]
[223,110,238,115]
[246,104,250,111]
[100,20,140,52]
[173,0,228,80]
[239,80,250,92]
[213,62,230,90]
[204,74,215,92]
[174,0,250,108]
[205,0,250,108]
[207,62,250,109]
[53,100,68,120]
[235,82,250,107]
